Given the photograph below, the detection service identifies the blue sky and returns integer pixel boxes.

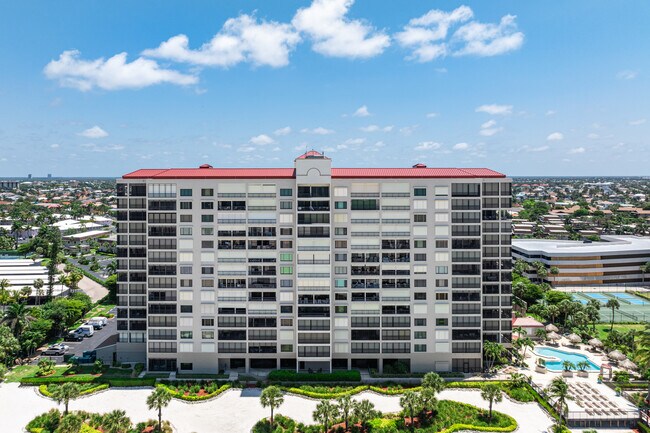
[0,0,648,177]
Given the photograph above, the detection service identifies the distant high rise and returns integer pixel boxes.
[116,152,513,374]
[47,174,52,179]
[27,174,32,179]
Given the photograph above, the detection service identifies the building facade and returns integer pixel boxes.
[116,152,512,373]
[513,236,650,286]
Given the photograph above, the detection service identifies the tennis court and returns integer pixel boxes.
[572,291,650,322]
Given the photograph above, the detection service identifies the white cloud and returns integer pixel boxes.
[545,110,556,116]
[526,145,549,152]
[399,125,418,136]
[479,127,503,137]
[453,15,524,57]
[301,127,335,135]
[78,126,109,139]
[587,133,599,139]
[44,50,197,91]
[249,134,275,145]
[293,0,390,58]
[547,132,564,141]
[617,70,638,80]
[426,112,439,118]
[344,137,366,145]
[274,126,292,136]
[238,145,256,153]
[568,147,586,154]
[395,5,472,62]
[80,143,124,152]
[353,105,371,117]
[453,142,469,150]
[360,124,393,132]
[374,141,385,147]
[50,143,60,149]
[143,15,300,68]
[481,119,496,129]
[475,104,512,115]
[629,118,647,126]
[414,141,441,151]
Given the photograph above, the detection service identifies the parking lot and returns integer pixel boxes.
[63,316,117,357]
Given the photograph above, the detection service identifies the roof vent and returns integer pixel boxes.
[412,163,427,168]
[199,164,213,169]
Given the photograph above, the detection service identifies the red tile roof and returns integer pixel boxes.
[123,165,505,179]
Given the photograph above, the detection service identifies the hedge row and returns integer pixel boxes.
[157,383,231,401]
[439,422,517,433]
[22,376,155,387]
[283,385,369,399]
[267,370,361,382]
[38,383,109,397]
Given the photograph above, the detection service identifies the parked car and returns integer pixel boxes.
[91,316,108,327]
[77,325,94,337]
[70,350,97,364]
[42,345,66,356]
[86,320,103,330]
[64,330,84,342]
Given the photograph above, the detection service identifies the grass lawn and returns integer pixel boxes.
[595,323,645,340]
[4,365,41,383]
[70,302,116,328]
[7,364,134,383]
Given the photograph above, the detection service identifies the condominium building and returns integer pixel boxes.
[513,235,650,286]
[116,151,512,374]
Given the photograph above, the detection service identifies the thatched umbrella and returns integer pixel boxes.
[588,338,603,349]
[547,331,561,342]
[608,350,627,361]
[620,359,638,371]
[546,324,559,332]
[568,333,582,345]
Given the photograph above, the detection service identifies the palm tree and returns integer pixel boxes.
[313,400,339,433]
[562,360,575,372]
[33,278,44,306]
[535,328,548,342]
[605,299,620,331]
[399,390,421,430]
[558,299,575,327]
[353,399,379,432]
[260,385,284,427]
[103,409,132,433]
[52,382,81,415]
[513,259,529,275]
[106,260,118,276]
[0,279,10,307]
[1,302,35,337]
[533,261,548,282]
[56,414,83,433]
[480,384,503,421]
[576,361,590,372]
[483,340,505,371]
[546,377,571,428]
[634,323,650,402]
[67,271,83,295]
[146,387,172,432]
[336,395,355,431]
[549,266,560,283]
[519,337,535,360]
[422,371,445,394]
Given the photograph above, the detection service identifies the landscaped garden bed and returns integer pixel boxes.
[39,382,109,398]
[26,409,172,433]
[268,370,362,383]
[157,380,231,401]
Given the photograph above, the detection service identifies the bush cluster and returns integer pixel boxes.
[267,369,361,382]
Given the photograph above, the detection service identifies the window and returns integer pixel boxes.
[335,227,347,235]
[280,201,293,209]
[280,266,293,275]
[180,305,193,313]
[201,201,214,210]
[280,188,292,197]
[280,280,293,288]
[413,200,427,210]
[180,202,192,209]
[202,318,215,326]
[414,344,427,352]
[435,279,449,287]
[180,215,192,222]
[180,227,192,236]
[280,228,293,236]
[414,318,427,326]
[180,363,193,370]
[435,240,449,248]
[202,330,215,339]
[413,188,426,197]
[202,240,214,248]
[280,241,293,248]
[435,293,448,301]
[334,187,348,197]
[201,188,214,197]
[414,253,427,261]
[335,279,347,288]
[201,227,214,236]
[414,331,427,339]
[414,214,426,223]
[414,240,427,248]
[180,266,192,274]
[180,189,192,197]
[281,344,293,352]
[281,318,293,326]
[335,201,347,209]
[334,266,347,275]
[335,293,347,300]
[201,215,214,223]
[435,266,448,274]
[436,318,449,326]
[335,254,347,261]
[335,306,347,313]
[414,292,427,300]
[180,331,193,339]
[335,240,347,249]
[435,186,449,196]
[280,306,293,314]
[351,199,379,210]
[280,253,293,262]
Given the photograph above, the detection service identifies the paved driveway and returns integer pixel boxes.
[65,318,116,357]
[0,384,558,433]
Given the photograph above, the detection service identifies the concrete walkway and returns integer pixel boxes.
[0,383,557,433]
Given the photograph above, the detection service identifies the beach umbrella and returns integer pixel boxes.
[620,359,638,371]
[546,324,559,332]
[547,331,561,341]
[588,338,603,348]
[568,333,582,344]
[608,350,627,361]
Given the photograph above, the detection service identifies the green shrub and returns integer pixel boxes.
[268,369,361,382]
[157,382,231,401]
[285,385,368,399]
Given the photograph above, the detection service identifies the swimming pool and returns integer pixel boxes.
[534,347,600,372]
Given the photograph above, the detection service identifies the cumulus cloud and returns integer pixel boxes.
[617,70,638,80]
[50,143,60,149]
[249,134,275,145]
[568,147,586,154]
[80,143,124,152]
[587,133,600,139]
[78,126,109,139]
[301,127,335,135]
[293,0,390,58]
[453,142,469,150]
[143,15,300,68]
[426,112,439,118]
[353,105,371,117]
[475,104,512,115]
[629,118,647,126]
[480,127,503,137]
[44,50,197,91]
[395,5,472,62]
[274,126,292,136]
[414,141,441,151]
[453,14,524,57]
[360,124,393,132]
[526,145,549,152]
[545,110,556,116]
[547,132,564,141]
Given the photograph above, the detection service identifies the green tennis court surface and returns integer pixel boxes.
[571,291,650,322]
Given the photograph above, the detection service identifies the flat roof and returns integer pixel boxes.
[512,235,650,256]
[123,167,505,179]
